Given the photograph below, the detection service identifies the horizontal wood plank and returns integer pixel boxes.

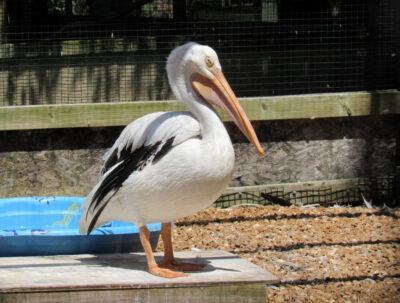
[0,250,276,303]
[0,91,398,131]
[0,284,267,303]
[224,178,361,195]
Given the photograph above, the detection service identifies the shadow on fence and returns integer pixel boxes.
[215,175,398,208]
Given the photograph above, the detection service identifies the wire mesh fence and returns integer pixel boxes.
[215,175,399,208]
[0,0,397,107]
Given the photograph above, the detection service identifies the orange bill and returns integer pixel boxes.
[190,70,265,156]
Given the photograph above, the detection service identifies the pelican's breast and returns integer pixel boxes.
[114,135,235,225]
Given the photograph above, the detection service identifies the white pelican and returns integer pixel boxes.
[80,42,265,278]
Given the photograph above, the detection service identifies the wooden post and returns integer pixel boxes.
[394,0,400,90]
[0,0,7,43]
[367,0,377,91]
[390,0,400,204]
[397,130,400,204]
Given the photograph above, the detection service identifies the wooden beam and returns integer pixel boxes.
[0,101,185,131]
[1,284,267,303]
[0,91,398,131]
[224,178,361,195]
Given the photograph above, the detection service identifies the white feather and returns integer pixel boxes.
[105,111,200,161]
[80,42,237,233]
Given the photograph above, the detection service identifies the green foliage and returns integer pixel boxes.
[72,0,90,16]
[48,0,66,15]
[47,0,90,16]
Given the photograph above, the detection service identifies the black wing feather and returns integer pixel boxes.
[86,137,175,234]
[101,148,119,175]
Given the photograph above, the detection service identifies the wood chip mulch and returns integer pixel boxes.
[157,205,400,303]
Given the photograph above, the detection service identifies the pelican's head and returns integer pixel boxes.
[167,42,265,156]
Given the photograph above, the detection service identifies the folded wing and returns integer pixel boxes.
[79,111,201,234]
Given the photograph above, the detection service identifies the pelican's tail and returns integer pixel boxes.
[79,181,105,235]
[79,190,95,235]
[79,168,118,235]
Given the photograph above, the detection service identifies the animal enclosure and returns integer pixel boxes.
[0,1,399,302]
[0,0,397,106]
[0,0,400,197]
[0,0,399,206]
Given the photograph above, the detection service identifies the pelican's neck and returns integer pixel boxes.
[170,65,229,141]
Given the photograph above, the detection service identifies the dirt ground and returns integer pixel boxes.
[157,205,400,303]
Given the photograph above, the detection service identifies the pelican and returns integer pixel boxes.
[80,42,265,278]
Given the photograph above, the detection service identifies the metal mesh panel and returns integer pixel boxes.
[215,175,398,208]
[0,0,397,106]
[374,0,396,89]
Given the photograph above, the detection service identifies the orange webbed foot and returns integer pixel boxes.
[159,259,206,272]
[148,264,188,278]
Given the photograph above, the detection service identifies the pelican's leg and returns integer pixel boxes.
[139,226,187,278]
[159,222,205,271]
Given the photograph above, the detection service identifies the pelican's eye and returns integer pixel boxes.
[205,56,214,68]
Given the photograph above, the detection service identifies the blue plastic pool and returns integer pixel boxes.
[0,196,160,256]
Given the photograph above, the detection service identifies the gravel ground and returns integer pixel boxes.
[157,205,400,302]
